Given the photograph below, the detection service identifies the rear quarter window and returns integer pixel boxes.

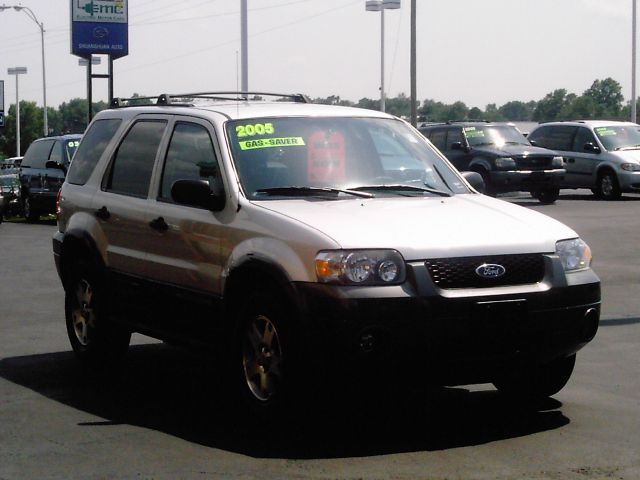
[67,119,122,185]
[21,140,55,169]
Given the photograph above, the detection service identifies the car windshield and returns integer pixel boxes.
[593,125,640,151]
[463,125,529,147]
[226,116,470,199]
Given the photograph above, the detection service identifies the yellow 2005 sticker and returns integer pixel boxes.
[239,137,306,150]
[236,123,275,137]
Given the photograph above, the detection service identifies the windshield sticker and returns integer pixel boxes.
[464,128,485,139]
[307,131,346,183]
[595,127,617,136]
[67,140,80,148]
[238,137,306,150]
[236,123,275,137]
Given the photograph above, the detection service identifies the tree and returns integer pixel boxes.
[385,93,415,118]
[583,78,624,118]
[355,97,380,111]
[0,101,43,157]
[558,95,597,120]
[468,106,483,120]
[484,103,505,122]
[498,100,535,121]
[532,89,572,122]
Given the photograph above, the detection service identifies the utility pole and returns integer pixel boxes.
[241,0,248,94]
[633,0,637,123]
[410,0,417,126]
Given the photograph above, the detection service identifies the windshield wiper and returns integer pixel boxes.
[255,186,375,198]
[351,184,451,197]
[615,144,640,151]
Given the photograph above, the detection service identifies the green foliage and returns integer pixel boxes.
[0,77,633,157]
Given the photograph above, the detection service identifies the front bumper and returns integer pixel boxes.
[293,258,600,384]
[490,169,565,192]
[617,170,640,192]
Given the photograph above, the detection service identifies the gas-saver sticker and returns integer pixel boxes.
[307,131,346,183]
[595,127,617,136]
[238,137,306,150]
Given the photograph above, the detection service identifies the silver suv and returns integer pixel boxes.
[528,120,640,200]
[53,92,601,415]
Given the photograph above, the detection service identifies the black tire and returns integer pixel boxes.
[23,197,39,223]
[235,288,294,418]
[493,354,576,401]
[473,168,495,196]
[64,258,131,365]
[596,171,621,200]
[535,188,560,204]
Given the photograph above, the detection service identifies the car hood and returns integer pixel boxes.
[609,149,640,163]
[253,194,577,260]
[473,144,558,157]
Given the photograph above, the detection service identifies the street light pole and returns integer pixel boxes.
[0,5,48,136]
[366,1,400,113]
[241,0,248,94]
[8,67,27,156]
[633,0,637,123]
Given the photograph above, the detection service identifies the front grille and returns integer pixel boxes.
[425,254,546,289]
[514,156,553,170]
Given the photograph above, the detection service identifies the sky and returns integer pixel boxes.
[0,0,636,111]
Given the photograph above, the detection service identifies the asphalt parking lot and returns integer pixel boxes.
[1,190,639,480]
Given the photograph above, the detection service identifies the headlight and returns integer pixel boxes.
[556,238,592,271]
[495,157,516,169]
[552,156,565,168]
[315,249,406,285]
[621,163,640,172]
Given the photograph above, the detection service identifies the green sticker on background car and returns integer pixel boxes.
[239,137,306,150]
[595,127,617,136]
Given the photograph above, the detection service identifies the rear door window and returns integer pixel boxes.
[104,120,167,198]
[529,126,576,151]
[429,129,447,151]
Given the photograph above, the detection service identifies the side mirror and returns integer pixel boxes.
[171,179,226,211]
[529,139,537,146]
[451,142,464,151]
[461,171,485,193]
[584,142,601,154]
[45,160,66,172]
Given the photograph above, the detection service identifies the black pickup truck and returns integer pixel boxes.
[19,134,82,221]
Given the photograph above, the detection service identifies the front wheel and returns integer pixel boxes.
[533,188,560,204]
[595,171,621,200]
[65,259,131,365]
[493,354,576,400]
[236,288,295,417]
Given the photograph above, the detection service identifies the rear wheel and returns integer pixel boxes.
[65,258,131,365]
[23,197,39,223]
[493,354,576,400]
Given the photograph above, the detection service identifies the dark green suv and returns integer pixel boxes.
[419,122,566,203]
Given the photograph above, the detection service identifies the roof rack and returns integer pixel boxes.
[110,91,311,109]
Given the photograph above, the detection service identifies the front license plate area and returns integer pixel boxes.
[474,298,527,333]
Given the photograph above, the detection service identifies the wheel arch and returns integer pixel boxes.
[59,229,106,289]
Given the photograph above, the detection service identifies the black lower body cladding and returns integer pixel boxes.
[294,267,600,385]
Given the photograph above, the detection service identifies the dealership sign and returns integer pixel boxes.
[71,0,128,58]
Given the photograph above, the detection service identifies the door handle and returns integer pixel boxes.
[95,206,110,220]
[149,216,169,232]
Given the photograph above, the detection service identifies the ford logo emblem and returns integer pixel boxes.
[475,263,506,279]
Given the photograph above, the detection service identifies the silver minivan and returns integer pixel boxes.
[528,120,640,199]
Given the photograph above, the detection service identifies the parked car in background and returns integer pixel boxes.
[0,156,23,173]
[419,122,566,204]
[19,134,81,221]
[527,121,640,200]
[0,172,22,222]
